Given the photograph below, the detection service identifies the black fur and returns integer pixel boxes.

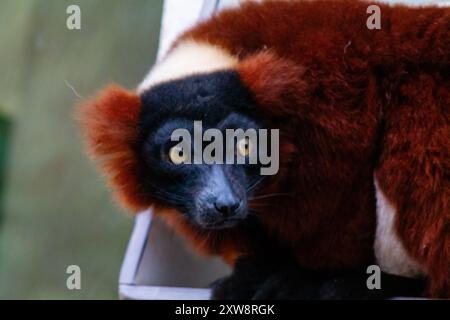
[139,71,257,137]
[138,71,264,229]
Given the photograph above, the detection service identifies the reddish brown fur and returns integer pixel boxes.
[78,85,151,211]
[80,1,450,298]
[375,74,450,297]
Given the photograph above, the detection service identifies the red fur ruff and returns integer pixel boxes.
[78,85,151,211]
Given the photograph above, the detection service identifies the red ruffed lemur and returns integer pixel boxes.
[79,0,449,299]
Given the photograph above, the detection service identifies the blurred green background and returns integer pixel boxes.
[0,0,163,299]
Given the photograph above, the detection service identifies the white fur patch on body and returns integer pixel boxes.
[374,177,426,278]
[137,40,238,93]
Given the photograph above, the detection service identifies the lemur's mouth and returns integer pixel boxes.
[202,218,243,230]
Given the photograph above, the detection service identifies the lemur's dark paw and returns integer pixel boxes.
[210,255,279,300]
[252,267,319,300]
[210,275,258,300]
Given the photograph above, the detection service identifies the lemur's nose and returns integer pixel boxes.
[214,199,241,218]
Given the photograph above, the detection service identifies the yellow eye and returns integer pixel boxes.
[168,145,187,165]
[237,137,252,157]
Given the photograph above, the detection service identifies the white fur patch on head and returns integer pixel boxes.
[374,177,426,278]
[137,40,238,93]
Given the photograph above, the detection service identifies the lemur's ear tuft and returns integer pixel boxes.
[77,84,150,212]
[237,51,309,119]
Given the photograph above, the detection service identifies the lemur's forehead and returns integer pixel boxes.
[140,71,251,111]
[138,70,256,135]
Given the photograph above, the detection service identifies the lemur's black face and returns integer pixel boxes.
[139,71,264,229]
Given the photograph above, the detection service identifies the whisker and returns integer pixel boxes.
[249,193,293,201]
[144,180,190,204]
[246,177,265,192]
[248,203,273,208]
